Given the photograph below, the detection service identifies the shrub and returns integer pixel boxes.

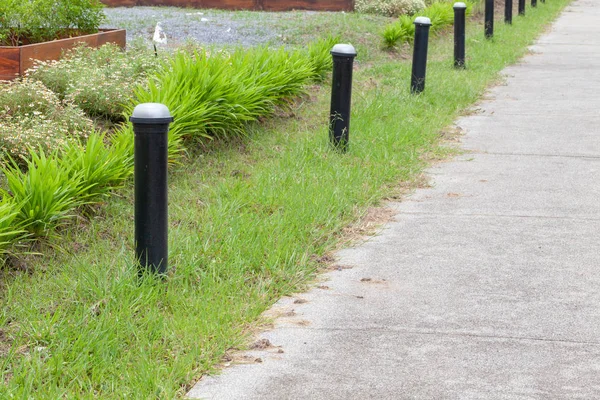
[0,79,92,164]
[28,43,159,121]
[3,149,87,237]
[356,0,426,17]
[0,0,105,46]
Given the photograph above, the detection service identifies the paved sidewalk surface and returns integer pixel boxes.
[188,1,600,398]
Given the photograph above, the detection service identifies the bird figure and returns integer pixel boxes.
[153,22,167,45]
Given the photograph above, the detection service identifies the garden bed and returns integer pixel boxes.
[0,29,126,80]
[100,0,354,11]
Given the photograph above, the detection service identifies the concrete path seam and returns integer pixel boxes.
[265,326,600,346]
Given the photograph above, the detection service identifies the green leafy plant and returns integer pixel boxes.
[108,124,135,169]
[382,0,474,48]
[307,36,338,81]
[2,149,88,237]
[125,37,336,161]
[60,132,134,202]
[425,0,458,27]
[383,16,414,47]
[0,197,27,256]
[0,0,105,46]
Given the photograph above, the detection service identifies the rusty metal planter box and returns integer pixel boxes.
[0,29,126,80]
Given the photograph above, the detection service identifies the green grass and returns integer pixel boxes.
[0,0,571,398]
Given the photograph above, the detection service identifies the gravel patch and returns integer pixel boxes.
[103,7,291,47]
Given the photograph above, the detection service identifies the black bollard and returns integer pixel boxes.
[532,0,537,6]
[411,17,432,94]
[130,103,173,276]
[329,44,357,152]
[453,2,467,68]
[519,0,525,15]
[485,0,494,39]
[505,0,513,24]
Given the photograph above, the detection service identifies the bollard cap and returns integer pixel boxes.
[414,16,432,26]
[453,2,467,8]
[331,44,357,57]
[130,103,174,124]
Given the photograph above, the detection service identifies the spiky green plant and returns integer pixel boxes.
[2,149,88,236]
[0,197,28,256]
[383,16,414,47]
[108,125,135,170]
[60,132,134,201]
[306,36,338,81]
[134,47,310,142]
[382,0,474,48]
[120,37,336,161]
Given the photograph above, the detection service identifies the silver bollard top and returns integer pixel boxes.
[453,2,467,8]
[331,44,357,57]
[414,16,432,26]
[130,103,174,124]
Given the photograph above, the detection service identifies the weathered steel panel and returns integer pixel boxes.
[0,29,126,80]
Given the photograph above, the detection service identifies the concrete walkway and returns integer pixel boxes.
[188,0,600,398]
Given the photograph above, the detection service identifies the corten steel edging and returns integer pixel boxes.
[0,47,20,80]
[0,29,126,80]
[100,0,354,11]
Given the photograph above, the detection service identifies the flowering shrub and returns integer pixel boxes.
[355,0,425,17]
[27,43,160,121]
[0,79,92,164]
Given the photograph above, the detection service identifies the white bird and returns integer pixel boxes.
[153,22,167,44]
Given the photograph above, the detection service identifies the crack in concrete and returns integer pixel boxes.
[469,151,600,160]
[273,325,600,347]
[472,113,600,117]
[394,211,600,222]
